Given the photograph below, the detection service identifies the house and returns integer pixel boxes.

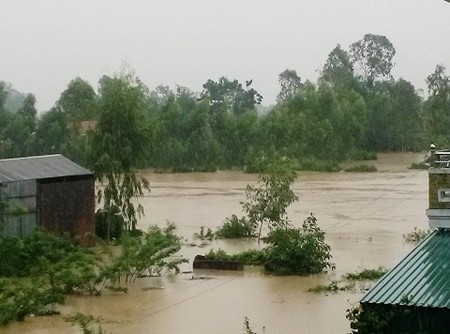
[358,149,450,333]
[0,154,95,246]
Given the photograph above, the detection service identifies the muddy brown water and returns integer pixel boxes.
[3,152,429,334]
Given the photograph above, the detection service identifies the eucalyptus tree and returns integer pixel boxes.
[320,44,359,93]
[89,72,151,235]
[276,69,302,103]
[350,34,396,87]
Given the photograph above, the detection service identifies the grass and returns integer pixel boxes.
[309,267,388,294]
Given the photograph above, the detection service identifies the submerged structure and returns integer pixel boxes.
[358,149,450,333]
[0,154,95,246]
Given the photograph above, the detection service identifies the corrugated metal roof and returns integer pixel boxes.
[0,154,92,183]
[362,229,450,309]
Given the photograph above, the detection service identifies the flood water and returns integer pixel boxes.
[3,152,429,333]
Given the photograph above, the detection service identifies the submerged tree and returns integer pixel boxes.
[242,161,298,241]
[89,71,151,236]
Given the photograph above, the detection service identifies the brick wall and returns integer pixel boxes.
[39,176,95,246]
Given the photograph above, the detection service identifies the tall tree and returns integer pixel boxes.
[424,65,450,146]
[320,44,358,92]
[350,34,396,86]
[242,162,298,241]
[277,69,302,103]
[201,77,262,115]
[56,77,98,121]
[89,72,151,234]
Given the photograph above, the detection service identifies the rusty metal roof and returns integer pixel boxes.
[0,154,92,183]
[361,229,450,309]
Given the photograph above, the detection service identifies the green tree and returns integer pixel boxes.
[277,69,302,103]
[242,162,298,241]
[320,44,359,93]
[201,77,262,115]
[56,77,98,121]
[89,72,151,235]
[350,34,396,86]
[35,108,70,155]
[264,215,333,275]
[423,65,450,146]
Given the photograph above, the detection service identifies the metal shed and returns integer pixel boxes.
[356,149,450,333]
[0,154,95,245]
[360,229,450,333]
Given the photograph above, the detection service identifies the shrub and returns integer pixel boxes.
[264,215,333,275]
[106,222,187,283]
[297,158,342,172]
[402,227,430,243]
[0,278,65,325]
[207,215,332,275]
[205,248,267,266]
[350,150,377,161]
[0,232,80,277]
[308,280,354,293]
[65,312,108,334]
[345,267,388,281]
[344,164,377,172]
[215,215,255,238]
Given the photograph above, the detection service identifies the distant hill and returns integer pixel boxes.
[1,81,27,112]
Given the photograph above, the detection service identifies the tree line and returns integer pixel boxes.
[1,33,449,172]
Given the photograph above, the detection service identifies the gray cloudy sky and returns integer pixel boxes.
[1,0,449,111]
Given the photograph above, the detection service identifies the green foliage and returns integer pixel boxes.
[65,312,109,334]
[56,77,98,121]
[207,215,332,275]
[89,72,152,232]
[344,163,377,172]
[95,208,124,240]
[215,215,255,239]
[264,215,333,275]
[402,227,430,243]
[0,36,438,172]
[201,77,262,115]
[346,303,416,334]
[0,278,65,324]
[309,266,388,294]
[350,33,396,85]
[308,280,354,293]
[205,248,268,266]
[345,267,388,280]
[0,224,186,324]
[0,231,81,277]
[242,162,298,240]
[194,226,214,240]
[297,158,342,172]
[277,69,302,103]
[106,223,187,283]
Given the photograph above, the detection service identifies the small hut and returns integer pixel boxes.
[0,154,95,246]
[357,149,450,333]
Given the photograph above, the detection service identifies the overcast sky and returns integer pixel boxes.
[1,0,449,112]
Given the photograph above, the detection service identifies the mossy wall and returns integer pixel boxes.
[429,172,450,209]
